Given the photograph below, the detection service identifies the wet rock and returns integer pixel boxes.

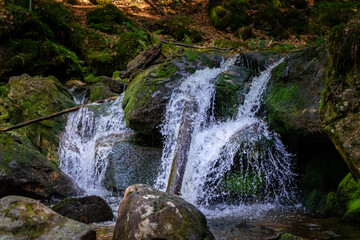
[264,44,329,138]
[214,65,252,120]
[122,52,219,140]
[113,184,215,240]
[320,15,360,180]
[104,135,162,193]
[0,195,96,240]
[121,43,163,79]
[0,133,80,199]
[52,195,113,224]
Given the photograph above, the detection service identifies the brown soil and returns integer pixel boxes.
[66,0,309,50]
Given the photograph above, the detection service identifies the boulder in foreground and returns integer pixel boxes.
[113,184,215,240]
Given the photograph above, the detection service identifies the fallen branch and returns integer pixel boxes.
[160,39,234,50]
[144,0,165,15]
[1,96,119,133]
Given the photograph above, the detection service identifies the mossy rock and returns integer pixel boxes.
[122,62,181,137]
[122,52,220,138]
[160,15,203,43]
[324,173,360,221]
[264,45,329,137]
[209,5,250,32]
[6,74,75,161]
[0,133,79,199]
[87,4,130,34]
[0,196,95,239]
[213,65,251,120]
[1,39,82,82]
[280,233,303,240]
[87,82,117,101]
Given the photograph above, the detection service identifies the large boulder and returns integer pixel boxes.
[0,195,96,239]
[4,74,75,162]
[319,15,360,180]
[0,132,79,199]
[113,184,215,240]
[264,44,329,138]
[122,51,220,140]
[52,195,113,224]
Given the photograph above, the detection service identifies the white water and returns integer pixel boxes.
[155,56,238,190]
[59,93,131,196]
[156,58,297,209]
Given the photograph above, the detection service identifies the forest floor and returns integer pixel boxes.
[66,0,310,50]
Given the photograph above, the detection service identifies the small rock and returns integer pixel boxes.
[52,195,114,224]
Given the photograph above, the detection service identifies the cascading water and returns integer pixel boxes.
[156,57,297,210]
[59,92,131,196]
[155,56,238,191]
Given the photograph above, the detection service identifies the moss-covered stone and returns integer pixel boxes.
[160,15,203,42]
[2,39,82,82]
[86,4,130,34]
[87,82,116,101]
[122,62,180,137]
[0,196,95,239]
[122,52,220,138]
[324,173,360,221]
[209,5,250,32]
[0,133,79,199]
[214,66,251,120]
[6,74,75,161]
[264,45,329,137]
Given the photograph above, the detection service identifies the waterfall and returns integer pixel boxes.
[157,57,297,207]
[155,56,238,191]
[59,93,131,195]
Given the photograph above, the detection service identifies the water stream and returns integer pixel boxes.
[58,56,359,239]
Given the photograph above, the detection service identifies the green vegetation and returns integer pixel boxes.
[160,15,203,43]
[86,4,130,34]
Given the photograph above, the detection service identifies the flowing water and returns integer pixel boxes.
[58,57,359,239]
[156,57,297,209]
[59,92,132,212]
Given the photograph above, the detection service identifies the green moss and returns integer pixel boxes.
[280,233,303,240]
[88,82,106,101]
[84,74,103,83]
[220,172,265,196]
[183,49,200,62]
[87,4,130,34]
[157,62,178,78]
[209,5,250,31]
[160,15,203,42]
[265,80,302,134]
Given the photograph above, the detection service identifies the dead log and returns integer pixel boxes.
[160,39,235,50]
[167,97,198,195]
[144,0,165,15]
[1,96,119,133]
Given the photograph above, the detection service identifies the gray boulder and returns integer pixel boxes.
[0,195,96,240]
[113,184,215,240]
